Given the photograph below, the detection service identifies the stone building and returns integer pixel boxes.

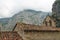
[13,22,60,40]
[0,31,23,40]
[42,15,56,27]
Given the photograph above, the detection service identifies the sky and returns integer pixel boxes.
[0,0,55,18]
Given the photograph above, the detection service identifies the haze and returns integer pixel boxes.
[0,0,55,18]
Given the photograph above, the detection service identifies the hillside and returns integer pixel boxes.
[0,9,51,31]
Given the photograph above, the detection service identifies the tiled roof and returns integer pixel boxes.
[0,31,23,40]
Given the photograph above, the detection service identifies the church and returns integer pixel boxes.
[42,15,56,27]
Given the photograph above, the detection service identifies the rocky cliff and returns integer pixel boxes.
[52,0,60,27]
[52,0,60,19]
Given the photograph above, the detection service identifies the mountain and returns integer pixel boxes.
[0,9,51,31]
[0,18,11,31]
[0,18,10,25]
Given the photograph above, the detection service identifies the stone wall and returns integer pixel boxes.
[23,32,60,40]
[14,23,60,40]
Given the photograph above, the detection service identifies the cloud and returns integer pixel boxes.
[0,0,55,18]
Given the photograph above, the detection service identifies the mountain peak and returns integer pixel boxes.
[23,9,42,13]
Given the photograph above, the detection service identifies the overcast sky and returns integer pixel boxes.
[0,0,55,18]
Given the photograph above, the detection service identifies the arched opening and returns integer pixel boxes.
[49,20,52,26]
[45,21,47,26]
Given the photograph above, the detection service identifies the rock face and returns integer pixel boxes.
[52,0,60,27]
[52,0,60,19]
